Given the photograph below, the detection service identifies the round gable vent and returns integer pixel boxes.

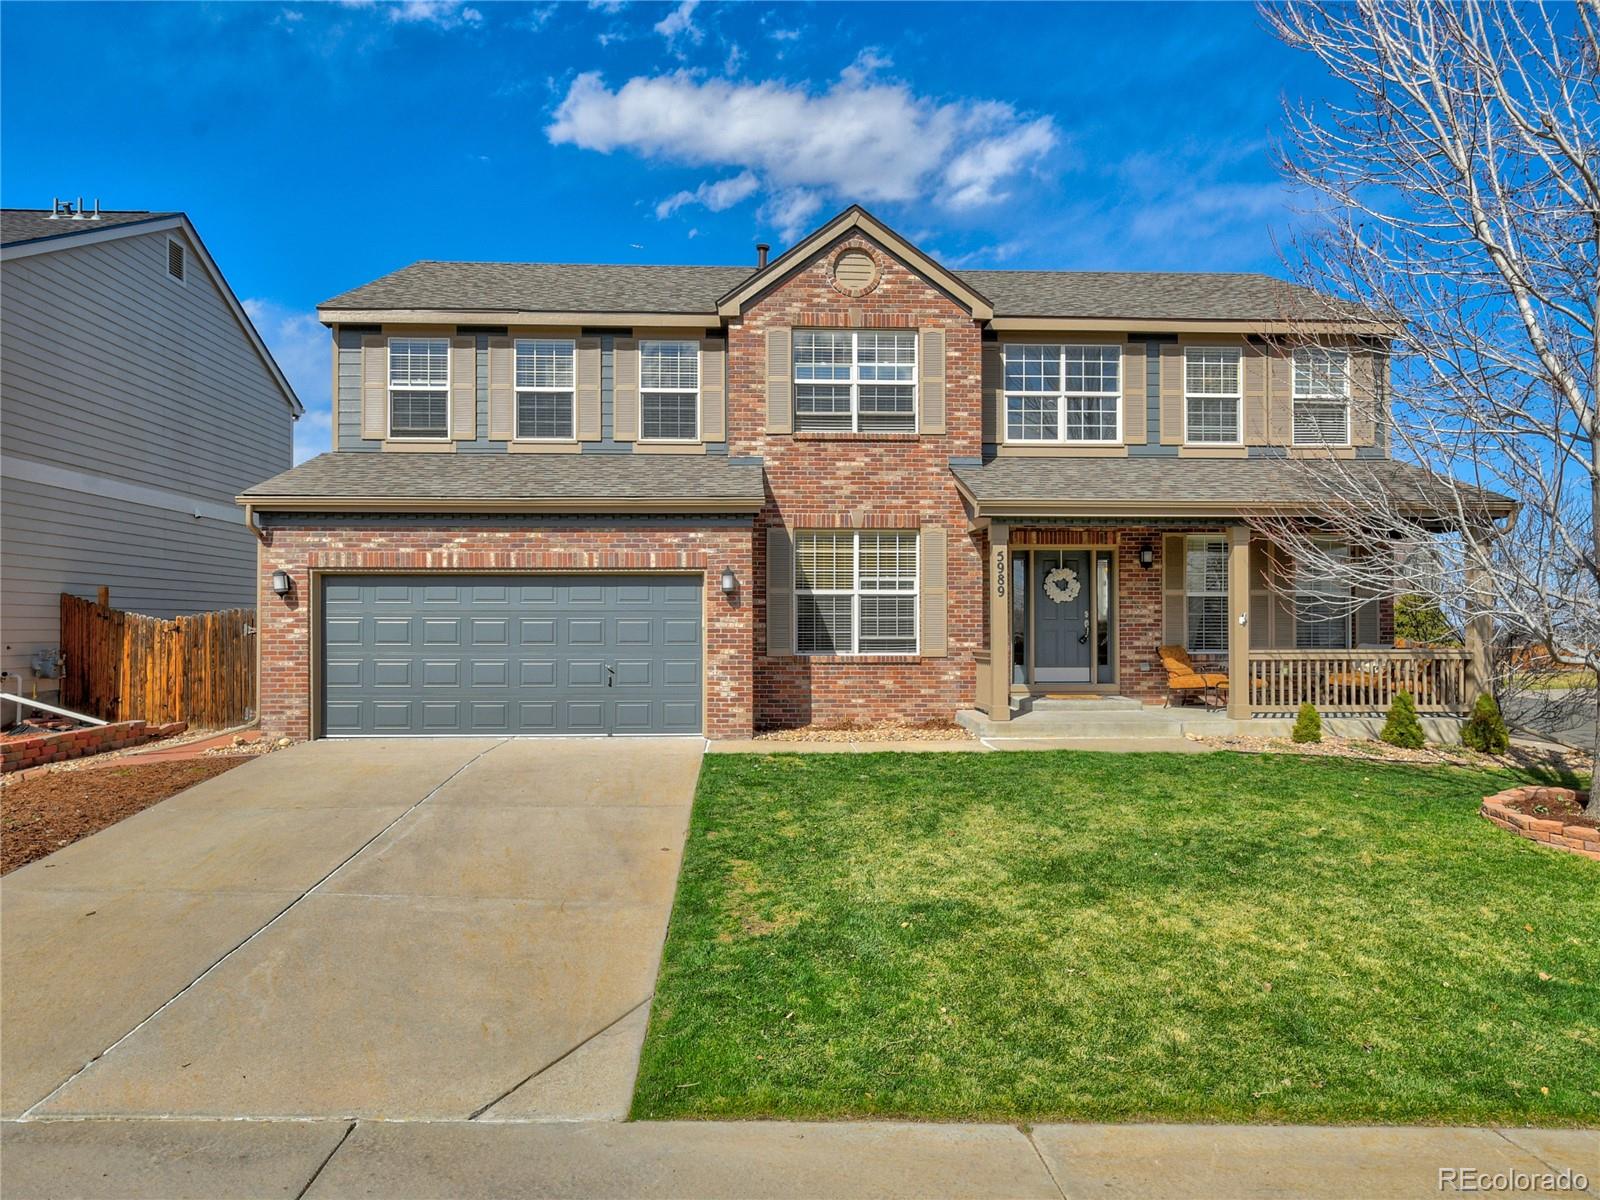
[831,249,880,297]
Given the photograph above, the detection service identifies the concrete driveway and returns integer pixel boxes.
[1,736,702,1122]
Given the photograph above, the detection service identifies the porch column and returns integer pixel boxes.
[1227,524,1251,720]
[1464,557,1492,705]
[987,522,1011,721]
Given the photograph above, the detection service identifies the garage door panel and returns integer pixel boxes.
[320,575,702,736]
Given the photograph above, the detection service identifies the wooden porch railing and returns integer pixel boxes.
[1246,648,1472,715]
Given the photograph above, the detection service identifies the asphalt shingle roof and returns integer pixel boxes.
[952,456,1513,514]
[1,208,180,247]
[322,262,756,314]
[241,451,766,508]
[319,259,1369,323]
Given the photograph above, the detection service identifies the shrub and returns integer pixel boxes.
[1291,702,1323,744]
[1394,594,1457,644]
[1380,690,1427,749]
[1461,692,1510,754]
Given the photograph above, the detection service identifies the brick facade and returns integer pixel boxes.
[255,519,755,739]
[729,232,983,729]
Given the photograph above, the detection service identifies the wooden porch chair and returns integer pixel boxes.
[1157,645,1229,708]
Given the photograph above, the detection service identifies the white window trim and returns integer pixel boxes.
[639,339,701,443]
[1291,347,1353,448]
[794,530,920,657]
[165,237,186,286]
[792,330,919,434]
[1183,347,1243,447]
[1184,535,1228,654]
[1002,343,1123,445]
[387,335,451,443]
[512,337,577,443]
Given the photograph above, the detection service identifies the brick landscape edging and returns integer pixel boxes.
[0,720,188,774]
[1480,786,1600,860]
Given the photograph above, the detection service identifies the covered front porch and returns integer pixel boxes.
[969,520,1488,726]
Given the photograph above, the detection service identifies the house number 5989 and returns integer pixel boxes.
[995,550,1006,597]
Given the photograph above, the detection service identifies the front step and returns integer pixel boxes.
[958,708,1189,740]
[1023,695,1145,713]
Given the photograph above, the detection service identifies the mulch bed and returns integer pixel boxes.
[753,719,973,743]
[1,758,249,874]
[1497,788,1599,831]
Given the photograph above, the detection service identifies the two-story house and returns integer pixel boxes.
[2,204,302,710]
[240,206,1506,740]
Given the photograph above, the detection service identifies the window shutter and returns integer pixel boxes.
[361,334,387,440]
[1351,545,1381,646]
[1160,342,1184,444]
[1243,341,1267,445]
[918,327,946,434]
[919,524,948,657]
[699,338,726,443]
[1350,347,1378,446]
[1249,538,1272,650]
[1269,543,1297,648]
[487,337,514,440]
[614,338,639,442]
[1267,342,1292,444]
[766,525,795,656]
[765,327,792,434]
[576,336,602,442]
[450,336,476,440]
[1122,343,1147,444]
[981,343,1003,443]
[1162,534,1186,645]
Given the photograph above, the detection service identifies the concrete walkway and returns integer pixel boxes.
[2,1118,1593,1198]
[1,737,702,1123]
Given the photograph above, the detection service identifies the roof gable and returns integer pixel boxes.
[1,210,304,417]
[715,205,994,320]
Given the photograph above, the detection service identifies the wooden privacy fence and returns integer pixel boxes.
[59,593,256,726]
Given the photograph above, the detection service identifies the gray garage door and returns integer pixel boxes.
[320,575,702,736]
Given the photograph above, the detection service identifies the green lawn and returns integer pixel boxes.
[634,751,1599,1125]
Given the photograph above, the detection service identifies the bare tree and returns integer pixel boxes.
[1258,0,1598,800]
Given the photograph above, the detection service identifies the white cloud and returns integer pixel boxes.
[547,57,1058,239]
[587,0,625,10]
[336,0,482,29]
[768,27,799,41]
[244,299,332,464]
[654,170,761,219]
[653,0,701,49]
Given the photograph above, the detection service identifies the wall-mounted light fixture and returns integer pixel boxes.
[270,569,292,597]
[720,567,738,595]
[1137,547,1155,570]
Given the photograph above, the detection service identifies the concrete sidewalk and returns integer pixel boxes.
[2,1118,1593,1199]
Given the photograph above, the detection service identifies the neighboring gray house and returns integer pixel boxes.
[1,203,302,705]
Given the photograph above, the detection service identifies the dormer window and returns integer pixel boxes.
[793,330,916,433]
[641,340,699,441]
[515,339,575,440]
[388,337,449,440]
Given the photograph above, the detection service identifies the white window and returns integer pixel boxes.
[795,531,918,655]
[641,340,699,441]
[1295,540,1351,649]
[1293,347,1351,446]
[1184,347,1241,444]
[388,336,449,440]
[1004,344,1121,443]
[794,330,917,433]
[515,339,575,440]
[1185,536,1228,653]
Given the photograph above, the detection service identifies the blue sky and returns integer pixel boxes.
[2,1,1331,460]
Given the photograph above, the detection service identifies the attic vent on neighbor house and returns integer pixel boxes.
[166,239,185,282]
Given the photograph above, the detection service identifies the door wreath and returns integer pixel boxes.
[1042,565,1082,604]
